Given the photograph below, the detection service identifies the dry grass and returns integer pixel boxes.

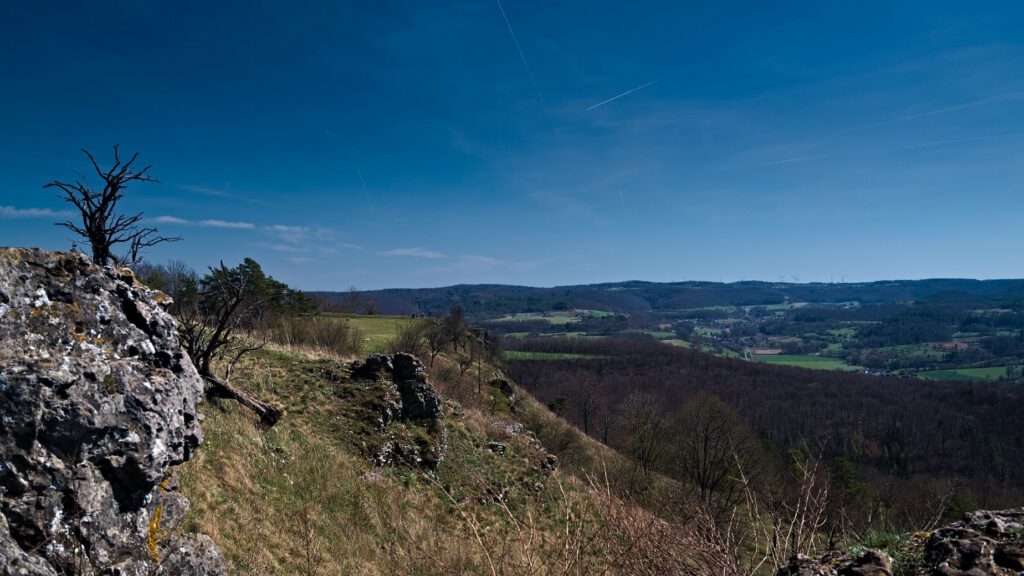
[176,341,832,575]
[265,315,367,358]
[174,348,609,575]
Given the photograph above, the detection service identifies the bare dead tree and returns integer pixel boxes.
[178,259,281,426]
[45,146,180,265]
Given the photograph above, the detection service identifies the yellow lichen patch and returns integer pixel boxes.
[147,472,172,562]
[102,374,118,394]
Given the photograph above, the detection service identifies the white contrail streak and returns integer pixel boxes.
[495,0,546,109]
[357,168,375,214]
[587,74,672,111]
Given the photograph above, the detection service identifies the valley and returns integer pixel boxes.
[324,279,1024,382]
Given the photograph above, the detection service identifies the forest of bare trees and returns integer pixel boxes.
[506,336,1024,532]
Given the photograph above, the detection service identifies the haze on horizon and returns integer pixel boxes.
[2,1,1023,290]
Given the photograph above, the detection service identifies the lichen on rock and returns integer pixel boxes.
[0,248,224,575]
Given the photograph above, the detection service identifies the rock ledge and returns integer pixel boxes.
[0,248,224,575]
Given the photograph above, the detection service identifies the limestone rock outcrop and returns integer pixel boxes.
[778,508,1024,576]
[923,508,1024,575]
[778,550,892,576]
[0,248,224,575]
[350,353,447,469]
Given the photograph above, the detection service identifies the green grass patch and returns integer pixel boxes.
[662,339,692,348]
[918,366,1011,382]
[756,354,862,372]
[492,310,612,325]
[322,313,415,352]
[503,351,602,361]
[827,328,857,339]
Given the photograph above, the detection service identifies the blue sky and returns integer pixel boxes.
[2,1,1023,289]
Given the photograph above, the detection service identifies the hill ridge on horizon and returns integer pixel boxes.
[312,277,1024,318]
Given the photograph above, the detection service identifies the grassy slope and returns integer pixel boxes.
[175,342,645,575]
[320,313,417,352]
[755,354,863,371]
[171,316,942,575]
[918,366,1010,382]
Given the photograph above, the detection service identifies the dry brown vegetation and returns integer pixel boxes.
[175,321,855,575]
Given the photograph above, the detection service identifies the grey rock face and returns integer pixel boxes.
[778,550,891,576]
[0,248,224,575]
[350,353,393,382]
[924,508,1024,575]
[351,353,447,469]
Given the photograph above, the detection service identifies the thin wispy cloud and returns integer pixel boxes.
[0,205,73,219]
[180,184,268,205]
[430,254,549,275]
[382,247,445,259]
[835,90,1024,137]
[254,224,362,264]
[264,224,311,244]
[266,243,308,254]
[153,215,256,229]
[202,219,256,229]
[756,131,1024,167]
[587,73,675,111]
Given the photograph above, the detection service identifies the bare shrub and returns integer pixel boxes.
[387,319,429,356]
[267,315,365,357]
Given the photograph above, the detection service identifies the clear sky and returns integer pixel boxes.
[2,1,1023,289]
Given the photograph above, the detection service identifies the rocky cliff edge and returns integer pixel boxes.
[0,248,224,575]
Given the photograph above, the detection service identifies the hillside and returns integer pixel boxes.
[3,250,1022,575]
[315,279,1024,318]
[505,337,1024,519]
[173,342,675,574]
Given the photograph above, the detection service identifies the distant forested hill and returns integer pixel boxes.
[311,278,1024,319]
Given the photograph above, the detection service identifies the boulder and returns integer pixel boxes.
[838,550,892,576]
[779,550,891,576]
[924,508,1024,575]
[351,353,447,469]
[0,248,224,574]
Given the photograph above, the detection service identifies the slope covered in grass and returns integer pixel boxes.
[175,346,673,575]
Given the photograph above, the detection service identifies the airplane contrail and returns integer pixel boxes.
[587,73,673,111]
[357,168,375,215]
[495,0,546,109]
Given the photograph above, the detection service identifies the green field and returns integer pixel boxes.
[323,313,415,352]
[493,310,613,325]
[918,366,1010,382]
[827,328,857,339]
[503,351,602,361]
[755,354,862,371]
